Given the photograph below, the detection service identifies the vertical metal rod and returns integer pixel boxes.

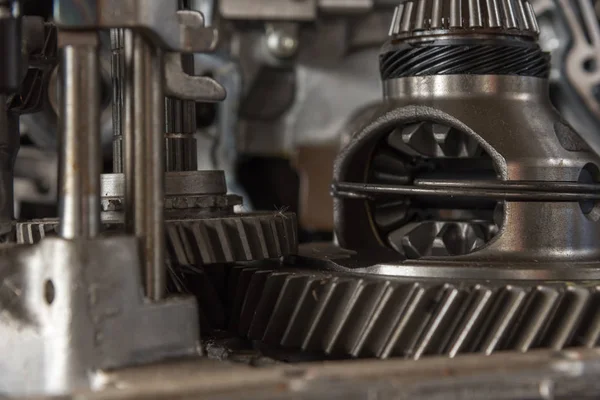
[58,32,101,239]
[148,45,166,300]
[122,29,135,234]
[110,29,124,173]
[131,32,165,301]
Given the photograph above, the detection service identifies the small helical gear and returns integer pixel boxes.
[15,212,298,266]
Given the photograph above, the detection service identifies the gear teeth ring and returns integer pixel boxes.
[229,267,600,359]
[15,212,298,265]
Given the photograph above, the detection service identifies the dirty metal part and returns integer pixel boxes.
[53,0,218,52]
[229,265,600,359]
[27,348,600,400]
[57,31,101,239]
[0,237,199,397]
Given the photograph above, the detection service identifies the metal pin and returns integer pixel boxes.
[486,0,501,27]
[469,0,483,27]
[450,0,462,28]
[415,0,428,30]
[524,1,539,33]
[58,32,101,239]
[400,1,414,32]
[389,6,400,36]
[431,0,443,28]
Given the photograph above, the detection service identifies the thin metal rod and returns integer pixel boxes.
[413,179,600,193]
[131,32,165,300]
[333,182,600,202]
[58,32,101,239]
[122,29,135,234]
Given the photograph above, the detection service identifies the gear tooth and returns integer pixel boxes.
[508,286,562,352]
[165,223,187,265]
[447,285,495,357]
[238,270,274,336]
[515,0,529,30]
[302,279,362,352]
[500,0,518,29]
[228,267,260,332]
[323,280,372,355]
[411,284,464,360]
[349,282,394,357]
[468,0,483,27]
[262,275,314,345]
[191,221,216,264]
[414,0,428,30]
[449,0,462,28]
[389,5,401,36]
[248,272,291,339]
[540,286,590,350]
[487,0,502,27]
[379,283,432,359]
[234,218,252,261]
[213,219,234,262]
[251,217,270,259]
[524,1,539,33]
[357,283,412,357]
[281,277,331,347]
[400,0,415,33]
[478,286,528,354]
[574,286,600,348]
[267,217,283,258]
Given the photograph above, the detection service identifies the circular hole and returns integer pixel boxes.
[579,163,600,220]
[44,279,55,305]
[583,57,598,73]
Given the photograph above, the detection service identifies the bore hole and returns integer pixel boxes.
[579,163,600,220]
[44,280,55,305]
[583,57,598,73]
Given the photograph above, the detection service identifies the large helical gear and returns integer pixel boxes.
[229,267,600,359]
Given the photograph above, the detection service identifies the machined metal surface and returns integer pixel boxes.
[0,237,199,396]
[57,32,101,239]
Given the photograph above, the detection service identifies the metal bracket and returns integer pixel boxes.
[0,237,200,396]
[165,52,226,101]
[54,0,218,52]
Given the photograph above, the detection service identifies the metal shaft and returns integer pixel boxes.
[111,29,125,173]
[165,53,197,172]
[58,32,101,239]
[130,32,166,301]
